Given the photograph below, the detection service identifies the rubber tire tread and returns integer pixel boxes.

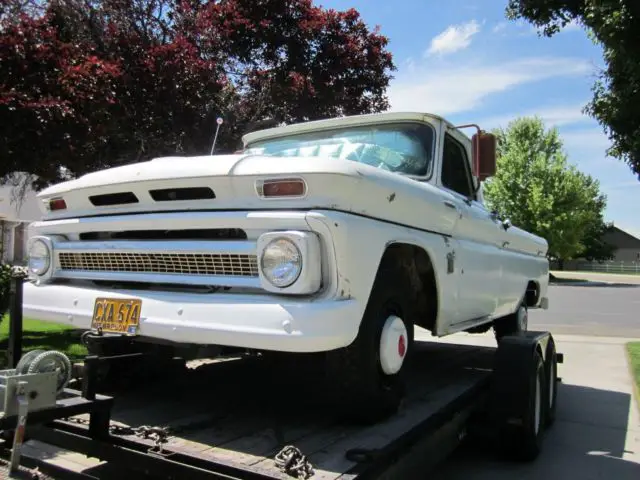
[501,351,546,461]
[545,337,558,427]
[325,257,415,425]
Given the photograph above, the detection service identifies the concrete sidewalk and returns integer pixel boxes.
[551,270,640,285]
[423,330,640,479]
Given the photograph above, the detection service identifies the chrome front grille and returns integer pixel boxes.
[58,252,259,277]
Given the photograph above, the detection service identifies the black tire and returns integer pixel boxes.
[500,350,546,461]
[325,259,415,425]
[494,302,528,342]
[544,337,558,427]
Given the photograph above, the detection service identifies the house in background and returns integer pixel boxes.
[602,226,640,263]
[554,225,640,271]
[0,184,42,265]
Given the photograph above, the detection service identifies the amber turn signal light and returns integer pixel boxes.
[49,198,67,211]
[256,178,307,198]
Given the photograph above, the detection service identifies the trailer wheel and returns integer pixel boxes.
[326,261,415,424]
[499,350,546,461]
[494,302,528,342]
[544,337,558,427]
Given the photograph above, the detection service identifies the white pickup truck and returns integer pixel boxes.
[23,111,549,423]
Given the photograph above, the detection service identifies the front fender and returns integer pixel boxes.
[306,210,457,335]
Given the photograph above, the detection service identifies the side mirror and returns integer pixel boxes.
[472,132,497,181]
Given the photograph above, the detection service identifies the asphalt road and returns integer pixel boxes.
[528,276,640,338]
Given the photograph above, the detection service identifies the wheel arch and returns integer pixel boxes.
[367,241,441,335]
[525,280,541,307]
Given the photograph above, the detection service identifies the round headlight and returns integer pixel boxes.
[260,238,302,288]
[28,239,51,276]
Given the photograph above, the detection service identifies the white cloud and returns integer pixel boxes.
[536,105,591,127]
[562,128,612,153]
[426,20,480,57]
[492,22,509,34]
[388,57,593,116]
[475,104,592,131]
[492,19,535,37]
[403,57,417,74]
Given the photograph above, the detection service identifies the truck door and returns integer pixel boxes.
[439,131,505,324]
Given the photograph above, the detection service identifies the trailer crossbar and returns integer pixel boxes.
[0,389,113,433]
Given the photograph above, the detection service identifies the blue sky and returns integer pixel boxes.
[319,0,640,238]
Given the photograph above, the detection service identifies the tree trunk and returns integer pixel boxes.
[558,258,565,271]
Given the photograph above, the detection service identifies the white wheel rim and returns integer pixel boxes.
[518,306,528,332]
[379,315,408,375]
[534,374,541,435]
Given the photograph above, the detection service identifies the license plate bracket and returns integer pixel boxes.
[91,297,142,335]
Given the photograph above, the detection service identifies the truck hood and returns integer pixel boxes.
[40,154,359,195]
[36,154,461,235]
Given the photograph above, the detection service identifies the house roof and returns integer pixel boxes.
[612,226,640,243]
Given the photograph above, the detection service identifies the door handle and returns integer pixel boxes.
[443,200,457,210]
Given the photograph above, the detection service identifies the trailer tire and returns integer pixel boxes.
[325,261,415,424]
[500,350,546,461]
[544,337,558,427]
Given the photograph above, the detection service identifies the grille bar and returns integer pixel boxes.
[52,240,260,287]
[58,252,259,277]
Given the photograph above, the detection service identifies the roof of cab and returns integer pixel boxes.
[241,111,453,146]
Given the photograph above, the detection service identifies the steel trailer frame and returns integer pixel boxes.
[1,275,563,480]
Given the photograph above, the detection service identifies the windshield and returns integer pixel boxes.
[244,122,435,177]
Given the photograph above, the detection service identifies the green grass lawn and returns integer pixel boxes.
[0,315,87,368]
[627,342,640,407]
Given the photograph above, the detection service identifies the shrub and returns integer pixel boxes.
[0,263,12,318]
[0,264,27,319]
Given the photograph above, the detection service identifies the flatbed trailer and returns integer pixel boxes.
[1,277,563,480]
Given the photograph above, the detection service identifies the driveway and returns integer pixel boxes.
[428,332,640,479]
[528,278,640,337]
[427,276,640,479]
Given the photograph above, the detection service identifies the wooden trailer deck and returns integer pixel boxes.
[25,339,498,479]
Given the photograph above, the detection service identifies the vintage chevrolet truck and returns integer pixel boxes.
[23,111,549,422]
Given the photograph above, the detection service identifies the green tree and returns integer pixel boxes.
[505,0,640,181]
[482,116,612,268]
